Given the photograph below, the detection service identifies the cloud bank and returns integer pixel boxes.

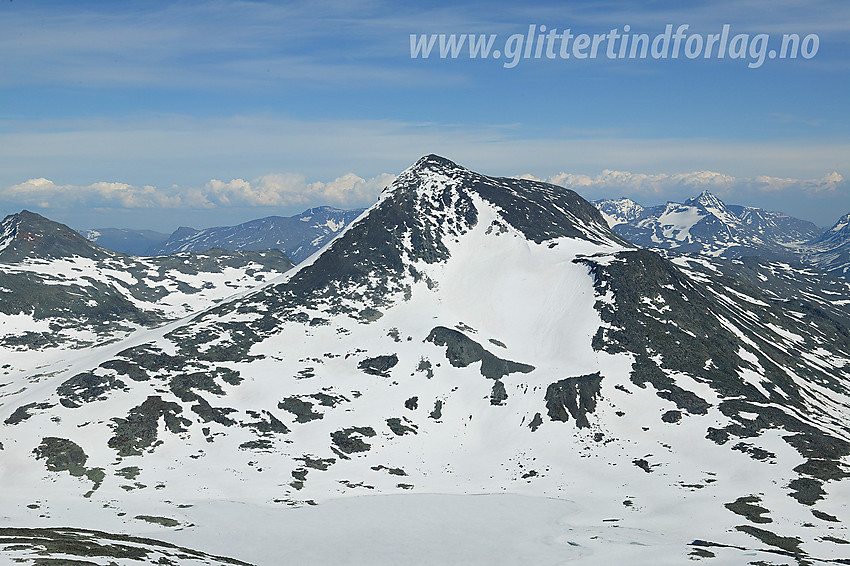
[2,173,396,211]
[519,170,844,200]
[3,168,842,219]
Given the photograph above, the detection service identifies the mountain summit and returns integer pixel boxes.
[595,192,822,260]
[0,210,110,262]
[1,155,849,564]
[683,189,727,210]
[386,153,622,245]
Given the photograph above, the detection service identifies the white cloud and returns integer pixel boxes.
[203,172,397,208]
[7,166,839,215]
[521,169,843,199]
[1,173,396,210]
[748,171,844,193]
[1,115,847,227]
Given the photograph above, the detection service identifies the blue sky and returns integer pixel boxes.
[1,0,848,231]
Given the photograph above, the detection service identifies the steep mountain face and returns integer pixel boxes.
[594,192,822,261]
[149,206,364,262]
[0,210,294,375]
[79,227,170,256]
[0,210,111,262]
[1,156,849,565]
[801,212,850,278]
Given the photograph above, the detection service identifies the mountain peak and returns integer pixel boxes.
[386,155,624,247]
[593,193,826,262]
[13,209,60,228]
[411,154,465,173]
[1,210,108,262]
[592,197,646,227]
[236,155,628,329]
[385,154,467,191]
[684,190,727,209]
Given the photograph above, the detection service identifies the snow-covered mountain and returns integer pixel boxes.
[79,227,171,256]
[0,210,294,375]
[148,206,364,262]
[801,212,850,278]
[594,195,645,227]
[2,157,850,565]
[594,192,822,261]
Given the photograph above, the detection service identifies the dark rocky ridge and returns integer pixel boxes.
[581,248,850,496]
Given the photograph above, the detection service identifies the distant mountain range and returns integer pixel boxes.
[2,156,850,564]
[593,192,849,277]
[1,210,293,364]
[593,191,822,258]
[80,194,850,281]
[78,227,170,256]
[81,206,364,263]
